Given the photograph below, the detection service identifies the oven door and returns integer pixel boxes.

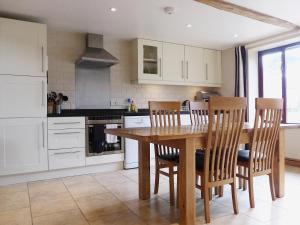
[86,122,123,156]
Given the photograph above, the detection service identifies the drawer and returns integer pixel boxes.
[48,117,85,130]
[48,129,85,149]
[48,148,85,170]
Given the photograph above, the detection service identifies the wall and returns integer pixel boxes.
[47,28,210,109]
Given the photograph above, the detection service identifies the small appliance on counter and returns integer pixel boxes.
[195,91,220,102]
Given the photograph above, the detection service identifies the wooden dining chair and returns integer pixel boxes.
[236,98,283,208]
[149,101,181,206]
[189,101,209,125]
[195,96,247,223]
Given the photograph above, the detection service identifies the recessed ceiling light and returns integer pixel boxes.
[233,34,239,38]
[186,24,192,28]
[110,7,117,12]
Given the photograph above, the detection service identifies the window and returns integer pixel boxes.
[258,42,300,123]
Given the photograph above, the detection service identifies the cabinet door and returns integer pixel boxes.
[0,75,47,118]
[0,18,47,77]
[163,43,185,82]
[203,49,221,86]
[0,118,48,176]
[185,46,205,83]
[138,39,163,81]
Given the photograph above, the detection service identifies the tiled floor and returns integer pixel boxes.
[1,165,300,225]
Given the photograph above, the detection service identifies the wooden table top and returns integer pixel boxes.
[104,123,300,142]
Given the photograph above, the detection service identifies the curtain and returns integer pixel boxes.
[235,46,249,121]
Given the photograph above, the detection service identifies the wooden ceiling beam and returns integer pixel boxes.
[194,0,300,30]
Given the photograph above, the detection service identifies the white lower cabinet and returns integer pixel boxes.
[48,148,85,170]
[0,118,48,176]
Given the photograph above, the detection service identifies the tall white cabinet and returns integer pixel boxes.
[0,18,48,176]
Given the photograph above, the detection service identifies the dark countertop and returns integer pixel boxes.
[48,109,190,117]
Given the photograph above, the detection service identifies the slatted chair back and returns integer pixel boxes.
[250,98,283,174]
[149,101,181,157]
[189,101,209,125]
[205,97,247,185]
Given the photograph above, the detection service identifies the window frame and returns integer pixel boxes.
[258,41,300,124]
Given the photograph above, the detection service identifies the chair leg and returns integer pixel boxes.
[203,187,211,223]
[243,167,247,191]
[214,186,219,196]
[219,186,224,197]
[154,165,160,194]
[231,181,239,214]
[268,173,276,201]
[169,166,175,206]
[200,175,204,199]
[248,175,255,208]
[176,166,180,208]
[209,188,213,200]
[238,166,242,189]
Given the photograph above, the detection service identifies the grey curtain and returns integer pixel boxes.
[235,46,249,120]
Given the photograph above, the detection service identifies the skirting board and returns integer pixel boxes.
[285,158,300,167]
[0,162,123,186]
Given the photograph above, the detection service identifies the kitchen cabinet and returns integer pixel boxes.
[134,39,163,81]
[133,38,221,87]
[203,49,221,86]
[0,17,47,77]
[184,46,205,84]
[0,75,47,118]
[48,117,86,170]
[0,118,48,176]
[162,43,185,82]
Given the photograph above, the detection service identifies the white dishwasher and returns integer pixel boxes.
[124,116,154,169]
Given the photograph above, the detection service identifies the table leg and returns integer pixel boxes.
[274,129,285,198]
[179,138,196,225]
[138,140,151,200]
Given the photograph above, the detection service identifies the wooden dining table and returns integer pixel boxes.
[105,123,300,225]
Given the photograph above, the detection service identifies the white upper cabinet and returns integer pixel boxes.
[163,43,185,83]
[0,18,47,77]
[203,49,221,86]
[0,118,48,176]
[184,46,205,84]
[133,38,221,87]
[135,39,162,81]
[0,75,47,118]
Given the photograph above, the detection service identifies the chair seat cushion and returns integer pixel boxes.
[237,149,250,162]
[158,153,179,162]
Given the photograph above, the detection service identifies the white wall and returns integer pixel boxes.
[47,28,213,109]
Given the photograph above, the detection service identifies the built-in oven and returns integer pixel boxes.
[85,115,124,157]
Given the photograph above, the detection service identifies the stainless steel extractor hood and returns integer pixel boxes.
[76,34,119,68]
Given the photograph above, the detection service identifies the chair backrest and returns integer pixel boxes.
[205,96,247,184]
[149,101,181,157]
[189,101,209,125]
[250,98,283,173]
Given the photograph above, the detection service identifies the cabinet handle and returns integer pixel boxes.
[53,122,81,125]
[159,58,162,77]
[53,132,81,135]
[205,63,208,80]
[42,46,44,73]
[41,80,45,106]
[186,61,189,80]
[53,151,81,155]
[42,121,45,148]
[181,60,184,79]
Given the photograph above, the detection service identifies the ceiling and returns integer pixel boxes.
[0,0,296,50]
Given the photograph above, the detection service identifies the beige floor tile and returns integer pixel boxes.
[106,180,139,201]
[33,209,89,225]
[204,214,264,225]
[28,179,68,200]
[93,172,132,187]
[0,207,32,225]
[76,192,128,222]
[0,183,28,194]
[90,209,147,225]
[63,175,107,198]
[0,191,29,211]
[31,192,77,217]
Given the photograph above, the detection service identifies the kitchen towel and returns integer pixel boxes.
[105,124,118,143]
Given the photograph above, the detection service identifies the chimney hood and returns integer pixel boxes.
[76,34,119,68]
